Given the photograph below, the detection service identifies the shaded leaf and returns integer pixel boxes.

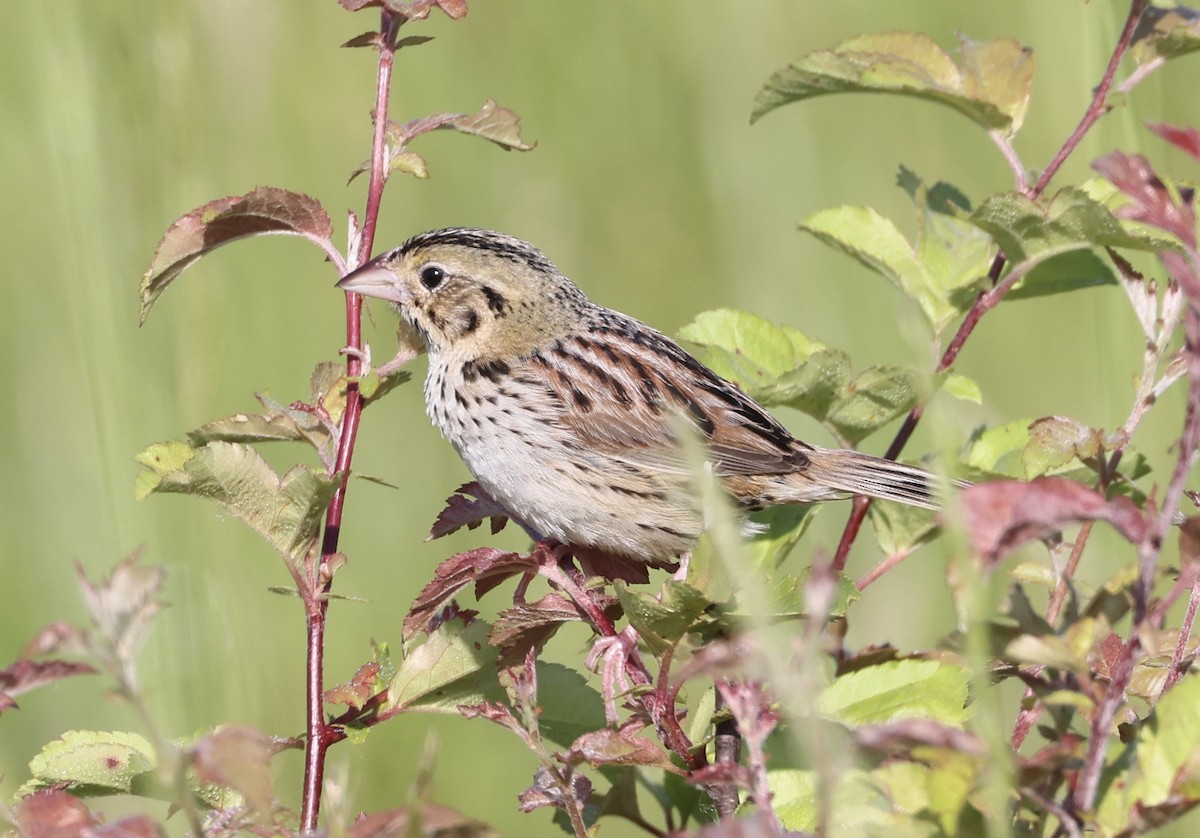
[490,594,584,668]
[535,664,607,748]
[960,478,1148,564]
[445,99,537,151]
[192,725,274,816]
[1003,249,1118,300]
[818,659,970,728]
[1132,6,1200,64]
[404,547,537,638]
[427,482,510,541]
[134,441,339,563]
[518,765,592,815]
[752,32,1033,135]
[139,188,333,323]
[826,365,919,444]
[614,580,711,655]
[868,498,940,556]
[388,617,502,713]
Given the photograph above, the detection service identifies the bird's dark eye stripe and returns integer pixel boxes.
[420,265,445,289]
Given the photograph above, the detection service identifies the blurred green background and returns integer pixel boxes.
[3,2,1199,835]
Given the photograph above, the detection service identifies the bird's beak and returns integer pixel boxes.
[336,259,410,304]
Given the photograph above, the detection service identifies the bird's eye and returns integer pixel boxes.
[419,265,445,290]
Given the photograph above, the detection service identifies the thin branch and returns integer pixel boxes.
[300,11,401,831]
[832,0,1153,570]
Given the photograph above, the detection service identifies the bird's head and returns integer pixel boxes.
[336,227,590,357]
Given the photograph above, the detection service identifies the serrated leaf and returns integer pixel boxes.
[753,31,1032,136]
[134,441,340,562]
[677,308,833,407]
[818,659,970,728]
[0,660,96,712]
[404,547,535,638]
[826,365,918,444]
[1003,247,1118,300]
[388,618,502,713]
[139,188,334,323]
[27,731,156,794]
[614,580,711,655]
[968,188,1169,271]
[445,99,536,151]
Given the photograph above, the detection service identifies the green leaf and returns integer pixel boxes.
[445,99,537,151]
[766,768,884,833]
[1096,673,1200,834]
[26,731,156,795]
[943,373,982,404]
[818,659,970,728]
[134,441,340,563]
[614,580,711,656]
[677,308,835,408]
[800,200,990,334]
[1003,249,1117,300]
[752,32,1033,136]
[1132,7,1200,64]
[388,618,502,713]
[871,750,978,836]
[960,420,1031,478]
[868,500,940,556]
[744,505,819,571]
[826,365,919,444]
[139,187,334,324]
[534,664,606,749]
[968,188,1168,269]
[1022,416,1103,479]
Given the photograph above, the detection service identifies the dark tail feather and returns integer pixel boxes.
[802,447,963,510]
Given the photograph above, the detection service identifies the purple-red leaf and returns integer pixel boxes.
[565,729,679,771]
[192,726,275,816]
[961,477,1148,564]
[427,482,511,540]
[854,718,986,754]
[404,547,537,638]
[14,789,97,837]
[324,661,383,710]
[1148,122,1200,163]
[339,0,467,20]
[0,660,96,711]
[1093,150,1196,248]
[20,621,89,659]
[518,765,592,814]
[140,187,335,324]
[490,594,592,668]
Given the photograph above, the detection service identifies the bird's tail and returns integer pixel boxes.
[801,447,960,510]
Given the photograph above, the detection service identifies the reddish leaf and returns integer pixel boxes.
[0,660,96,709]
[140,187,335,323]
[404,547,538,638]
[324,661,382,709]
[518,765,592,814]
[20,622,88,658]
[573,544,678,579]
[192,726,274,816]
[458,700,523,733]
[490,594,604,668]
[854,719,986,754]
[565,729,679,771]
[961,478,1148,564]
[339,0,468,20]
[1093,150,1196,248]
[90,816,165,838]
[687,761,754,788]
[348,804,494,838]
[427,482,511,541]
[1148,122,1200,163]
[14,789,97,837]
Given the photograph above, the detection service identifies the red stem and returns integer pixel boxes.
[300,12,400,831]
[831,0,1151,571]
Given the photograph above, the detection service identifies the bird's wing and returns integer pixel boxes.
[519,316,812,478]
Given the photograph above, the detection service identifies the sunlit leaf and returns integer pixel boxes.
[134,441,339,563]
[388,617,502,713]
[826,365,919,444]
[26,731,156,795]
[614,580,711,655]
[818,659,970,728]
[445,99,536,151]
[753,32,1032,136]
